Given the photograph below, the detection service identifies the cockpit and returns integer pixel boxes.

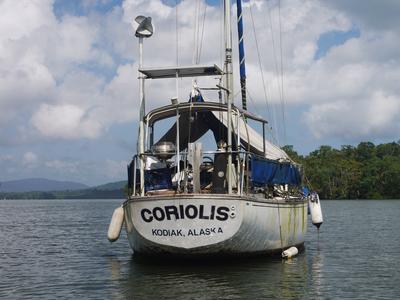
[127,100,301,197]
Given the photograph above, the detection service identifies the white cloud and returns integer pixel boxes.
[31,104,102,139]
[296,27,400,140]
[235,0,400,143]
[305,91,400,140]
[0,0,120,139]
[45,159,80,174]
[104,159,127,180]
[2,0,399,145]
[0,0,55,41]
[0,155,127,185]
[1,0,400,183]
[325,0,400,31]
[292,42,317,67]
[23,152,38,166]
[123,0,173,21]
[0,154,14,162]
[43,158,127,184]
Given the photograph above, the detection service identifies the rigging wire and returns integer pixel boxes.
[192,0,202,65]
[217,0,225,136]
[278,0,287,145]
[197,2,207,63]
[175,0,179,66]
[273,1,290,246]
[245,88,257,110]
[247,88,275,141]
[191,0,207,94]
[219,0,224,71]
[265,0,279,141]
[175,0,181,189]
[248,1,277,144]
[175,0,180,101]
[265,0,286,146]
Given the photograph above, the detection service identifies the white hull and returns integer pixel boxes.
[123,194,307,256]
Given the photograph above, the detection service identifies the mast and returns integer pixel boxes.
[138,37,145,196]
[224,0,233,194]
[236,0,247,110]
[133,16,154,196]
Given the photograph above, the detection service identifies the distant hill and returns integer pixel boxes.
[93,180,126,191]
[0,179,127,199]
[0,178,89,193]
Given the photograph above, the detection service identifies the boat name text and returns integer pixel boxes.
[141,204,230,223]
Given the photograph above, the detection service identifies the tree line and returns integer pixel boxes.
[0,188,124,200]
[283,141,400,199]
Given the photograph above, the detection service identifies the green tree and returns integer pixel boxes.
[300,141,399,199]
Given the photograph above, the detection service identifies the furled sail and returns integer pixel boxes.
[156,107,290,161]
[155,104,301,186]
[212,111,290,161]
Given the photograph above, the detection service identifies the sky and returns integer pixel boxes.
[0,0,399,186]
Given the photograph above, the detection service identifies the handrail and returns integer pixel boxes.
[134,150,301,195]
[145,102,268,125]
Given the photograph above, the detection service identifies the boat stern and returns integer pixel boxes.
[123,195,243,254]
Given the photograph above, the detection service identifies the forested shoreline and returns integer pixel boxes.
[1,141,399,200]
[283,141,400,199]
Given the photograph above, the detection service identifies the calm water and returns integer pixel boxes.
[1,199,399,299]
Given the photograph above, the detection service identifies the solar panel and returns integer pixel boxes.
[139,64,223,79]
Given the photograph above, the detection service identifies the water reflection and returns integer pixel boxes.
[106,251,326,300]
[107,256,123,281]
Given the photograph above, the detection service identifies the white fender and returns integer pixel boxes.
[282,246,298,259]
[107,206,124,242]
[309,192,323,228]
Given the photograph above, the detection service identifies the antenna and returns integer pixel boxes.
[134,16,154,38]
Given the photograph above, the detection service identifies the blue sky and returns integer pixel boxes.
[0,0,399,185]
[314,27,360,60]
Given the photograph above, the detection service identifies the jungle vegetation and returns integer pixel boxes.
[283,141,400,199]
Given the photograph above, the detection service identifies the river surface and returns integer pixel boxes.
[0,199,399,299]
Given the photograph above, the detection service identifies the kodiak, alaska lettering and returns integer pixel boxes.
[151,229,184,237]
[151,227,224,237]
[141,205,230,223]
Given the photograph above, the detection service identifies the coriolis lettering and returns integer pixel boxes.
[141,205,230,223]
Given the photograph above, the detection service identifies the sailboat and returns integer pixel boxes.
[107,0,322,257]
